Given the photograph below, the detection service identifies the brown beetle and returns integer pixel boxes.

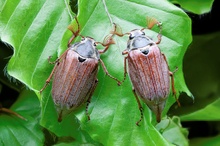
[113,17,180,125]
[40,18,121,122]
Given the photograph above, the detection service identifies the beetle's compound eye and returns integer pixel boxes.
[81,37,85,41]
[93,42,97,46]
[129,34,134,40]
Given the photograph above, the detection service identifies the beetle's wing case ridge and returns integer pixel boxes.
[127,45,170,119]
[52,50,98,118]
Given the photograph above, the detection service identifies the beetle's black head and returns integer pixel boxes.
[127,29,155,52]
[129,29,145,40]
[70,37,100,60]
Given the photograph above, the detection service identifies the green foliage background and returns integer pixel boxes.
[0,0,219,146]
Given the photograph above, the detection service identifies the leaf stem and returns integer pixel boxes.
[65,0,74,21]
[102,0,113,26]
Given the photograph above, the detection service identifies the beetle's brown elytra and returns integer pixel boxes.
[112,17,180,126]
[40,17,121,122]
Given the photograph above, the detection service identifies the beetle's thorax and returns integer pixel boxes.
[127,29,155,54]
[69,37,100,60]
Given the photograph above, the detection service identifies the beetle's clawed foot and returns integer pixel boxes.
[173,66,178,74]
[136,121,141,126]
[87,115,91,121]
[117,81,121,86]
[102,34,115,46]
[110,23,124,37]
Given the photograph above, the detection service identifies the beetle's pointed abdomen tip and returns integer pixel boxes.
[147,101,165,123]
[156,113,161,123]
[57,110,63,122]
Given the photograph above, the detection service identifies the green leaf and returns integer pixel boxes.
[168,0,214,14]
[0,0,97,145]
[0,0,192,145]
[190,135,220,146]
[0,89,43,146]
[171,32,220,120]
[156,116,189,146]
[180,98,220,121]
[0,0,73,91]
[73,0,192,145]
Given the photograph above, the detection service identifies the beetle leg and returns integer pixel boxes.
[110,23,129,37]
[110,23,123,36]
[145,17,162,44]
[98,34,115,54]
[47,48,70,65]
[40,50,69,93]
[102,23,118,47]
[169,69,181,107]
[172,66,178,74]
[98,45,110,54]
[98,38,114,54]
[67,17,80,47]
[98,24,117,54]
[48,56,59,64]
[99,59,121,86]
[132,88,144,126]
[122,50,128,55]
[161,54,181,107]
[39,66,57,93]
[121,56,128,83]
[155,34,162,44]
[85,79,99,121]
[155,22,162,44]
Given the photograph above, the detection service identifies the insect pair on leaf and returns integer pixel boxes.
[40,17,180,126]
